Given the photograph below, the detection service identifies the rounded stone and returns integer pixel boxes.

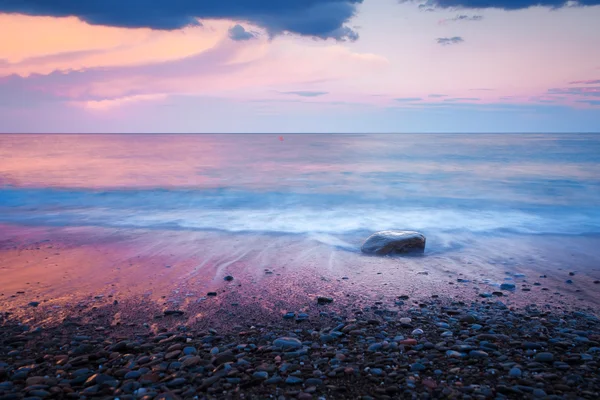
[469,350,489,358]
[509,367,522,378]
[367,343,383,352]
[285,376,304,385]
[361,231,426,255]
[273,337,303,350]
[124,371,141,380]
[410,363,427,372]
[252,371,268,380]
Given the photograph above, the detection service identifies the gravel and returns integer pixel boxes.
[1,295,599,399]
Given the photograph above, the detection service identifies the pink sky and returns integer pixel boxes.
[1,0,599,132]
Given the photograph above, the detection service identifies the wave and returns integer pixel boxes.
[1,187,599,237]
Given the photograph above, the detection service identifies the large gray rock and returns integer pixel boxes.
[361,231,426,255]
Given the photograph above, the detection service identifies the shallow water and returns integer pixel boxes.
[1,133,600,308]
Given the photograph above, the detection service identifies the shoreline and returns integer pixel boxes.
[1,223,600,398]
[2,223,600,317]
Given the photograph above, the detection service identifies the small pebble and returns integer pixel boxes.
[509,367,522,378]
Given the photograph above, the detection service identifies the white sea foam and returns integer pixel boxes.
[16,205,589,239]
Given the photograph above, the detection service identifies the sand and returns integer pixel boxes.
[1,223,599,331]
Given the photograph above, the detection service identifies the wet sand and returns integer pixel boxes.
[1,223,599,330]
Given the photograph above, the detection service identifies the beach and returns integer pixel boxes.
[1,133,600,398]
[2,0,600,394]
[1,223,600,398]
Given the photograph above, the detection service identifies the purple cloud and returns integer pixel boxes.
[395,97,422,102]
[0,41,250,103]
[577,100,600,106]
[451,14,483,21]
[439,14,483,23]
[436,37,464,46]
[569,79,600,85]
[548,87,600,97]
[280,91,329,97]
[443,97,480,102]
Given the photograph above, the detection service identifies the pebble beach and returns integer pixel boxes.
[2,134,600,399]
[2,288,600,399]
[1,225,600,399]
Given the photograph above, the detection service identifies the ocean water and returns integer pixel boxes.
[1,133,600,236]
[3,133,600,307]
[1,133,600,251]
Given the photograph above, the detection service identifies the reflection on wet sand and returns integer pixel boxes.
[1,224,598,330]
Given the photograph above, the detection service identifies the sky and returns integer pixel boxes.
[0,0,599,133]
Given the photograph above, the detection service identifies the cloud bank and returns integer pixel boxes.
[0,0,363,40]
[280,91,329,97]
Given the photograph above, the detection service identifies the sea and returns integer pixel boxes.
[1,133,600,294]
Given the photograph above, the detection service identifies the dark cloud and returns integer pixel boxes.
[405,0,600,9]
[228,24,257,41]
[436,37,464,46]
[280,91,329,97]
[0,0,362,41]
[395,97,422,102]
[548,87,600,97]
[428,93,448,98]
[326,26,360,41]
[569,79,600,85]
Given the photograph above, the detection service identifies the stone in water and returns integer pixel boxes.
[361,231,426,255]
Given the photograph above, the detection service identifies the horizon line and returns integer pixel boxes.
[1,132,600,135]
